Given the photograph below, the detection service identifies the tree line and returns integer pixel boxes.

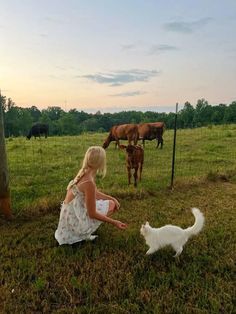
[0,94,235,137]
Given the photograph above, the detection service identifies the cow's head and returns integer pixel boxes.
[102,132,114,149]
[119,144,136,155]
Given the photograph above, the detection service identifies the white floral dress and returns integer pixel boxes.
[55,182,109,245]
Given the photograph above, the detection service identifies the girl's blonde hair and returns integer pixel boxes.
[67,146,106,190]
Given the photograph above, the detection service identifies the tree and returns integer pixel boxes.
[194,98,212,126]
[58,113,78,135]
[211,104,226,124]
[18,108,33,136]
[43,106,64,121]
[80,117,100,132]
[28,106,41,122]
[0,94,6,112]
[180,101,195,128]
[224,101,236,123]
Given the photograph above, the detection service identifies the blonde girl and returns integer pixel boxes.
[55,146,127,245]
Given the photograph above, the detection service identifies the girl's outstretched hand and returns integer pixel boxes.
[114,220,127,230]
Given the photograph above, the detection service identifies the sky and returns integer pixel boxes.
[1,0,236,113]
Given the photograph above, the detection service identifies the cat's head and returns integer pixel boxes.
[140,221,151,237]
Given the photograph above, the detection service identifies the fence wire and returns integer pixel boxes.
[5,124,236,212]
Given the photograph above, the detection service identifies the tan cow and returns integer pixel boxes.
[102,124,139,149]
[138,122,165,148]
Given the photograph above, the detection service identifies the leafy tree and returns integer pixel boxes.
[0,94,7,112]
[28,106,41,122]
[0,92,236,137]
[18,108,33,136]
[80,117,100,132]
[180,102,195,128]
[43,106,65,121]
[224,101,236,123]
[211,104,226,124]
[194,98,212,126]
[58,113,78,135]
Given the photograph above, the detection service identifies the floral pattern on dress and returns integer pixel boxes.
[55,184,109,245]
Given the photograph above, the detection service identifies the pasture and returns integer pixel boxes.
[1,125,236,313]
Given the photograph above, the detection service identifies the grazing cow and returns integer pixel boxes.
[138,122,165,148]
[102,124,139,149]
[26,123,49,140]
[119,144,144,187]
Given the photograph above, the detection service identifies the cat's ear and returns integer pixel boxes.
[146,221,149,226]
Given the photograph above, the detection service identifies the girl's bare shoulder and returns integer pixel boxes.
[77,176,95,191]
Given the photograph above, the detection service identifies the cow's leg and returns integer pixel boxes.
[156,136,163,149]
[116,139,120,149]
[139,163,143,181]
[142,139,145,148]
[134,167,138,187]
[127,167,132,185]
[160,137,163,149]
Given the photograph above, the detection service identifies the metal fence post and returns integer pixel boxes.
[170,103,178,189]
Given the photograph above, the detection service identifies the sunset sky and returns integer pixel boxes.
[1,0,236,113]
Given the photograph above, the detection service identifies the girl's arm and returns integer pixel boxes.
[85,182,125,229]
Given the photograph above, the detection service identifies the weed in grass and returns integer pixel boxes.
[34,277,47,292]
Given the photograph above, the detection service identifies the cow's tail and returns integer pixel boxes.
[162,122,166,134]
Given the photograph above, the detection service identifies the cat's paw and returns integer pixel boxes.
[146,249,154,255]
[87,235,98,241]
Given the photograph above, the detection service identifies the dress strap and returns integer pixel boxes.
[77,179,93,187]
[70,179,93,196]
[71,184,80,196]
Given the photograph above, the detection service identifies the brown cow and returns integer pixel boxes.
[102,124,139,149]
[138,122,165,148]
[119,144,144,187]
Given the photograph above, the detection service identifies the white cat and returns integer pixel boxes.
[140,208,204,257]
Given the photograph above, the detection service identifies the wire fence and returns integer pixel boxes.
[4,123,236,212]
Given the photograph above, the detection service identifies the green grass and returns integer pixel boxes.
[0,125,236,313]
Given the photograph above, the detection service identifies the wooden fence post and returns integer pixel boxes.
[0,91,12,219]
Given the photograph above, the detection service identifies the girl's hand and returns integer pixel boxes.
[114,220,127,230]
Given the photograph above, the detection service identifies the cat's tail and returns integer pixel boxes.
[185,208,205,237]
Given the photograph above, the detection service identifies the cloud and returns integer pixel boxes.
[121,44,137,50]
[79,69,160,86]
[109,91,146,97]
[43,16,65,24]
[149,44,178,54]
[39,33,48,37]
[164,18,212,33]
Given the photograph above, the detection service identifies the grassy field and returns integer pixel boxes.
[0,125,236,313]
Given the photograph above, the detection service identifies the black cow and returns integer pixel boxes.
[26,123,49,140]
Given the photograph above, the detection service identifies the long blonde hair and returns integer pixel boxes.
[67,146,107,190]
